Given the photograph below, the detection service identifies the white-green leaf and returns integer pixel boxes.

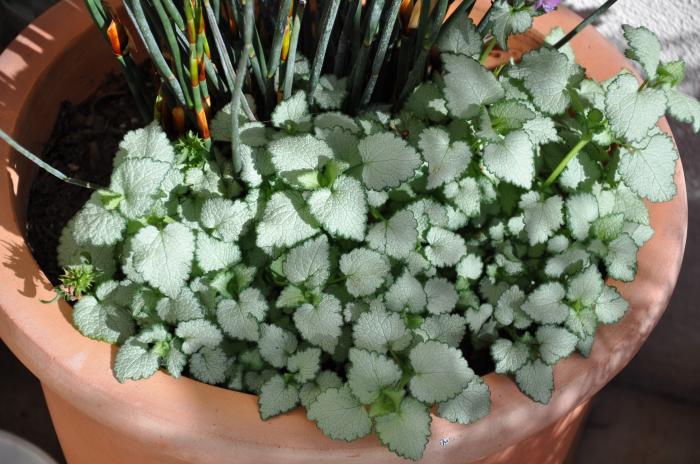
[520,192,564,246]
[437,378,491,425]
[130,223,194,299]
[195,232,241,273]
[259,324,298,368]
[521,282,569,324]
[566,193,599,241]
[494,285,525,326]
[175,319,223,354]
[536,326,578,365]
[299,370,344,408]
[287,348,322,384]
[443,54,505,119]
[268,134,332,176]
[366,210,418,259]
[491,338,529,374]
[307,386,372,441]
[217,288,268,341]
[594,285,629,324]
[424,277,458,314]
[110,158,171,219]
[385,271,427,313]
[515,359,554,404]
[465,304,493,333]
[117,121,175,164]
[114,337,159,382]
[347,348,402,404]
[73,296,134,344]
[618,133,678,202]
[604,234,638,281]
[544,247,590,278]
[72,195,126,246]
[358,132,422,190]
[308,175,367,240]
[293,293,343,353]
[409,340,473,403]
[483,131,535,189]
[272,90,312,132]
[419,127,472,189]
[623,25,661,79]
[511,48,577,115]
[444,177,481,217]
[155,287,204,324]
[425,227,467,267]
[313,75,348,110]
[605,73,667,142]
[665,87,700,132]
[456,254,483,281]
[491,1,533,49]
[283,235,330,288]
[567,265,604,307]
[523,116,561,146]
[259,375,300,419]
[189,346,228,384]
[200,197,252,242]
[374,398,431,461]
[437,15,481,57]
[339,248,390,297]
[353,307,411,354]
[256,191,319,249]
[416,314,467,347]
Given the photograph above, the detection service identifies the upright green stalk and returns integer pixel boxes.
[83,0,151,122]
[162,0,186,29]
[128,0,187,108]
[153,0,193,108]
[397,0,447,105]
[553,0,621,49]
[203,0,255,119]
[308,0,341,101]
[284,0,306,99]
[348,0,386,107]
[334,0,361,76]
[185,0,208,138]
[268,0,294,79]
[231,0,254,169]
[360,0,403,106]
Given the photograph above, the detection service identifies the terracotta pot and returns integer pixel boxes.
[0,1,687,463]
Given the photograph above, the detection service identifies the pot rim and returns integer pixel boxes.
[0,1,688,462]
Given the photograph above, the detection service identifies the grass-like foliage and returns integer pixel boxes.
[49,2,700,461]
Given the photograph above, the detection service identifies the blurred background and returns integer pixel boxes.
[0,0,698,462]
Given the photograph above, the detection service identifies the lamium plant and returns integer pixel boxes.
[2,0,699,461]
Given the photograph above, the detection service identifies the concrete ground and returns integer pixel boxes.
[1,1,699,463]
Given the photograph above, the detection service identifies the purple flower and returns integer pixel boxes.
[534,0,561,12]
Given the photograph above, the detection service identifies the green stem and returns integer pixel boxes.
[283,1,306,99]
[153,0,192,108]
[479,36,497,64]
[348,0,387,107]
[543,137,592,187]
[231,0,254,170]
[553,0,620,49]
[268,0,294,79]
[128,0,187,107]
[360,0,403,106]
[309,0,342,102]
[0,129,100,189]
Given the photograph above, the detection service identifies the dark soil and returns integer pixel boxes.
[25,72,143,284]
